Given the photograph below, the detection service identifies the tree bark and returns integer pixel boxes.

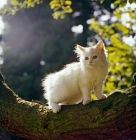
[0,72,136,140]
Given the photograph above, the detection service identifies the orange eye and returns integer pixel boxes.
[85,57,89,60]
[93,55,97,59]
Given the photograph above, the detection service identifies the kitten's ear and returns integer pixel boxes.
[96,40,106,54]
[74,44,85,56]
[75,44,85,52]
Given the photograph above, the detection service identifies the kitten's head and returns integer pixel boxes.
[74,40,108,68]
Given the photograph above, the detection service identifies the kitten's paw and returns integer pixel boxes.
[100,94,107,100]
[82,98,92,105]
[50,103,61,113]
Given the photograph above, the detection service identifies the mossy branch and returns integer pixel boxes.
[0,72,136,140]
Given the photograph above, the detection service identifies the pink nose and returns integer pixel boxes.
[90,61,92,64]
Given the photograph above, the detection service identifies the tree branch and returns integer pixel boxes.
[0,72,136,140]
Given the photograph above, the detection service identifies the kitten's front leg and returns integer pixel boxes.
[81,87,92,105]
[49,102,61,113]
[94,82,107,100]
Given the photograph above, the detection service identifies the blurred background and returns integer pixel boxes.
[0,0,136,139]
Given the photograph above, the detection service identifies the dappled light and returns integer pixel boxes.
[40,60,46,66]
[71,24,83,34]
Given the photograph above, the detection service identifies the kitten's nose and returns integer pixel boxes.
[89,60,93,64]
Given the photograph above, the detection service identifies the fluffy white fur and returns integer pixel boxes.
[42,40,109,113]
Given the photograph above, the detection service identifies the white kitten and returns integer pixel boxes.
[42,40,109,113]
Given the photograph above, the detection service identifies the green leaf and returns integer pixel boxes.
[52,11,61,19]
[114,0,121,6]
[10,0,19,6]
[64,7,72,13]
[60,13,65,19]
[49,1,58,5]
[100,0,105,4]
[65,1,72,5]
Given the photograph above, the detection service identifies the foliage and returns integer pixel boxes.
[49,0,73,19]
[0,0,43,15]
[100,0,136,7]
[0,0,73,18]
[88,6,136,92]
[1,0,136,16]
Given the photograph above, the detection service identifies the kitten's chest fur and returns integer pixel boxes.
[80,66,108,88]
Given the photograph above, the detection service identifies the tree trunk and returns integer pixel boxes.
[0,72,136,140]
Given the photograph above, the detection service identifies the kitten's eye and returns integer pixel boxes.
[93,55,97,59]
[85,57,89,60]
